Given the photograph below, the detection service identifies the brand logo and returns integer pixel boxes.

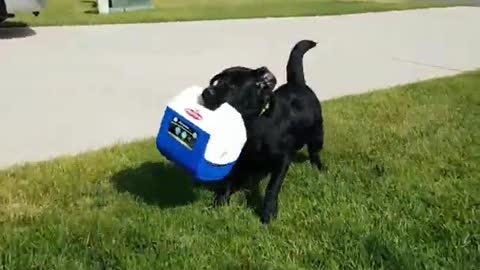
[185,108,203,120]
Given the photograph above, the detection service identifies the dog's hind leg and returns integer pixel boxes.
[307,127,324,171]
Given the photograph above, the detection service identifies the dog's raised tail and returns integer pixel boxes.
[286,40,317,86]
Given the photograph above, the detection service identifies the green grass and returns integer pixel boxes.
[1,70,480,269]
[4,0,462,27]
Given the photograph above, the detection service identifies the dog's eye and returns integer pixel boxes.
[212,80,220,87]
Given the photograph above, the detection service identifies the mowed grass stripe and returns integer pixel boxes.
[5,0,459,27]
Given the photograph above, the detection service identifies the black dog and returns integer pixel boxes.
[201,40,323,225]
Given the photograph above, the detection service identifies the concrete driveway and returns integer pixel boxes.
[1,6,479,169]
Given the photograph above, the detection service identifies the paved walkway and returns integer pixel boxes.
[1,7,479,169]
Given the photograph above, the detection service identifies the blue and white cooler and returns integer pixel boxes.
[156,86,247,181]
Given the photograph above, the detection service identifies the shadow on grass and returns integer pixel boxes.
[110,151,317,213]
[363,234,410,270]
[0,21,36,39]
[82,0,99,14]
[111,161,198,208]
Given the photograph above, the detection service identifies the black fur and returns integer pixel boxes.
[202,40,323,225]
[0,0,7,21]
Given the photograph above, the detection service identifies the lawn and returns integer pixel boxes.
[4,0,463,27]
[0,71,480,270]
[1,70,479,269]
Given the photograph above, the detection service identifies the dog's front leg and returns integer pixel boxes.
[213,171,244,207]
[213,178,233,207]
[261,155,291,225]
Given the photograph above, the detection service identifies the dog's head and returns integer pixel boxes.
[201,66,276,118]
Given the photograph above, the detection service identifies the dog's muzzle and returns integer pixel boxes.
[201,87,219,110]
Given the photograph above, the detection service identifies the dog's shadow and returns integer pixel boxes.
[111,161,198,208]
[110,152,313,213]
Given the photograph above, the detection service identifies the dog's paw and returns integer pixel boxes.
[312,161,327,172]
[319,163,328,172]
[260,204,278,225]
[260,212,277,226]
[260,216,271,226]
[212,194,229,207]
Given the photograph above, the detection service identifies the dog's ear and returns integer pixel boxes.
[209,73,222,86]
[255,66,277,91]
[254,67,275,107]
